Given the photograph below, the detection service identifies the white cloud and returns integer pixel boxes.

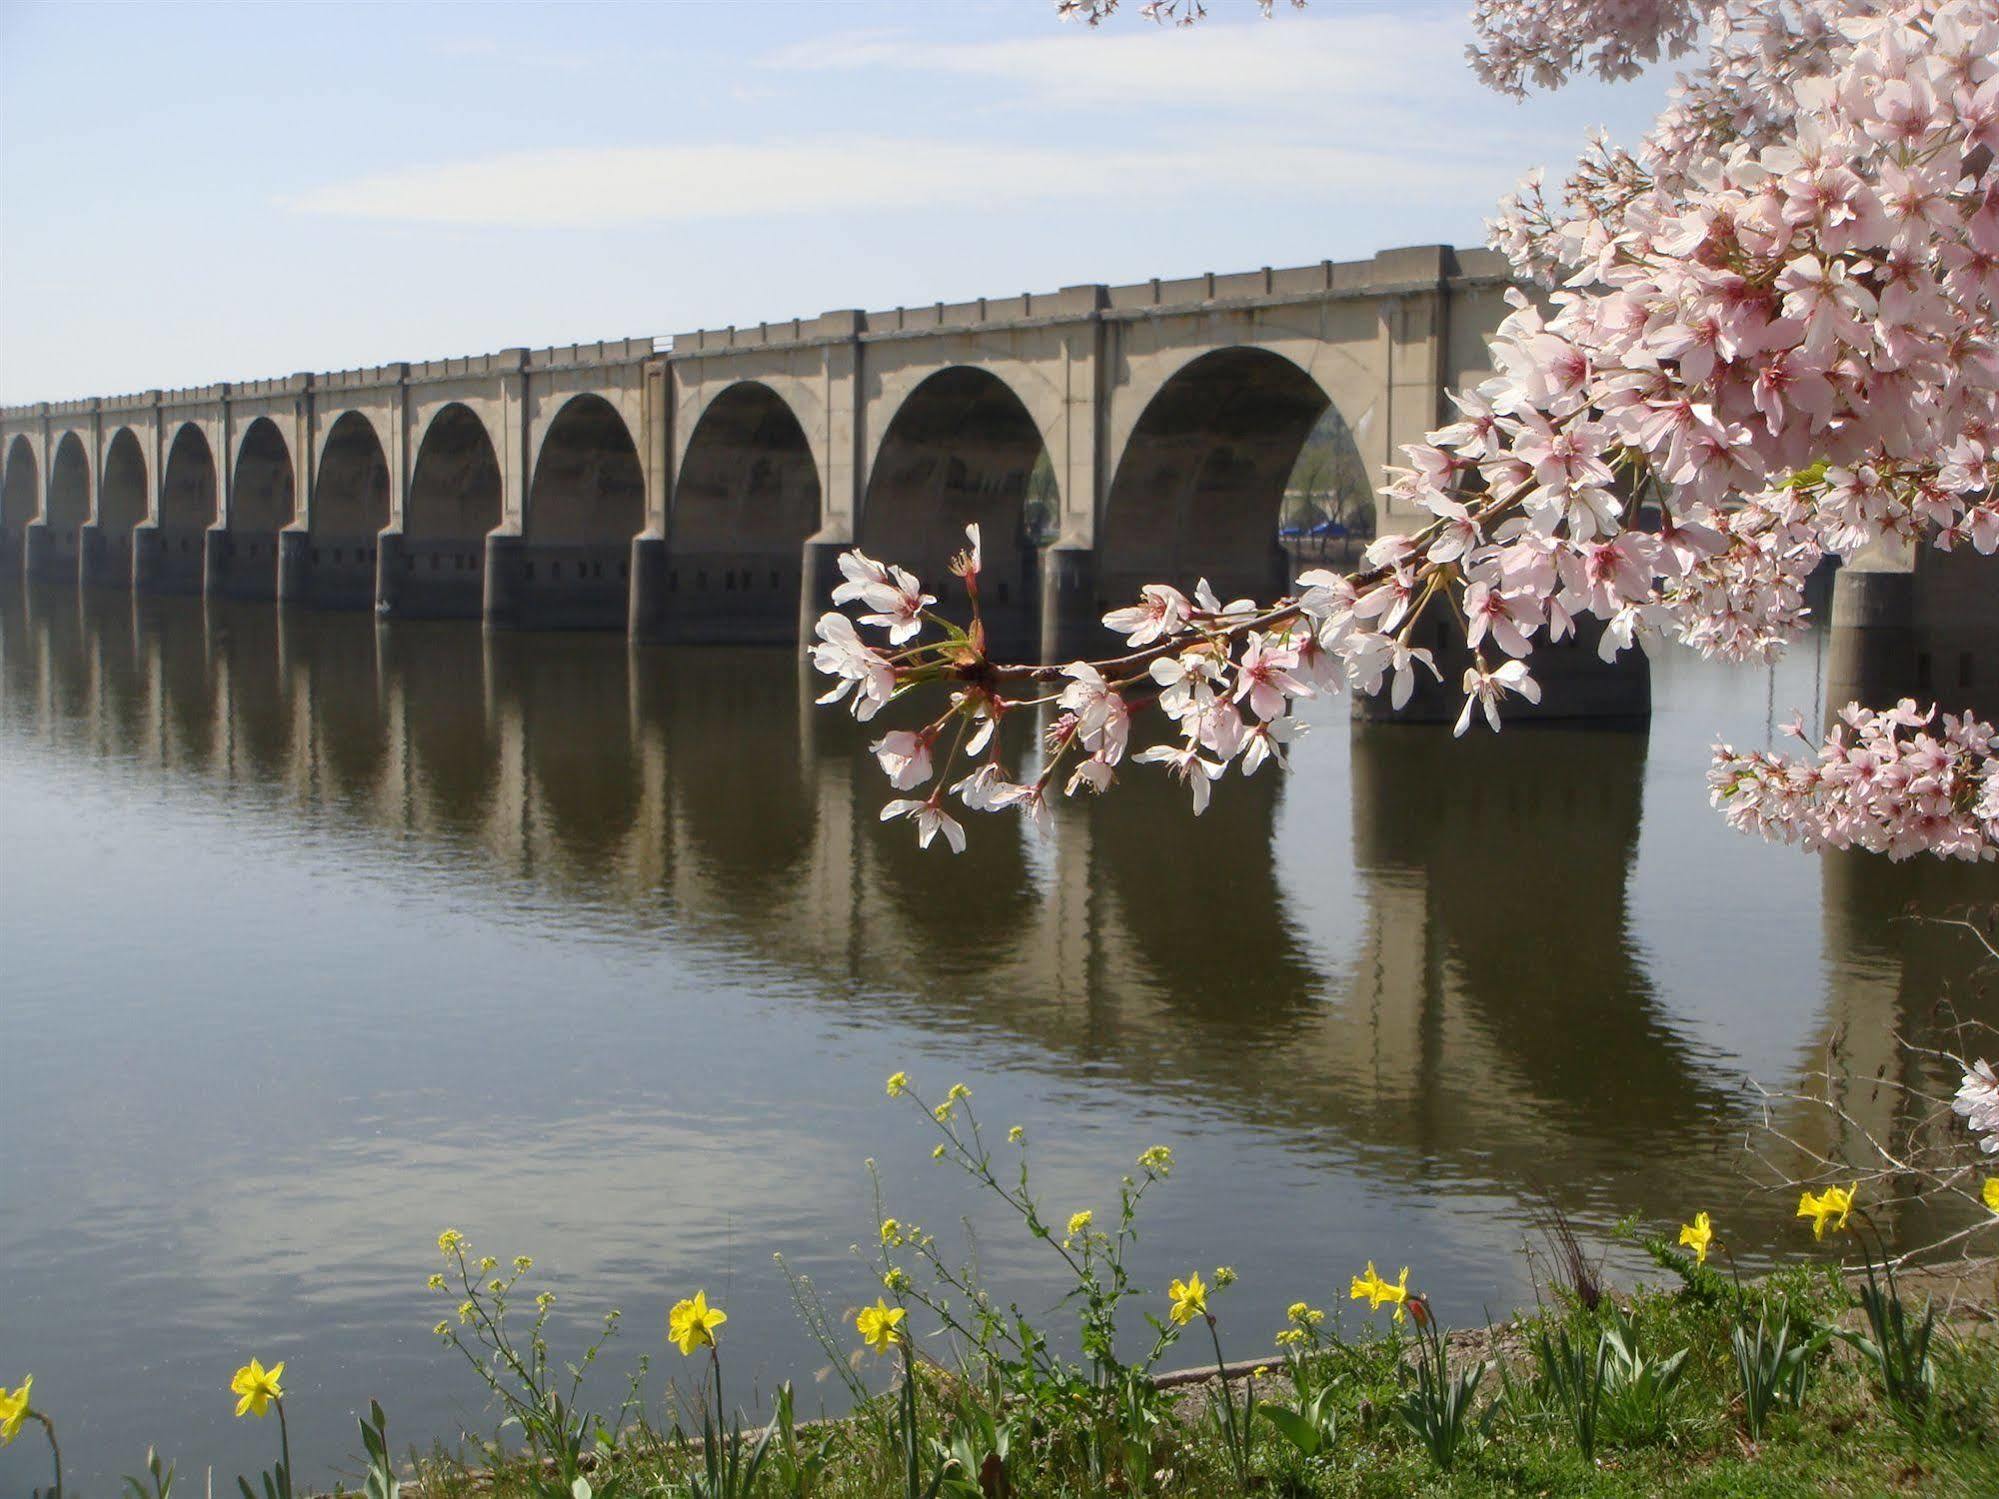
[760,11,1474,111]
[281,135,1515,229]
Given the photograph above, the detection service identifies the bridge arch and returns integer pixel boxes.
[860,365,1051,652]
[313,410,390,539]
[407,402,502,542]
[92,427,148,589]
[232,417,295,535]
[151,422,217,593]
[526,393,643,546]
[46,432,90,535]
[2,435,38,540]
[1100,346,1337,609]
[669,380,820,639]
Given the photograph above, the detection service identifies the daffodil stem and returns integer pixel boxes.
[276,1398,294,1499]
[30,1411,61,1499]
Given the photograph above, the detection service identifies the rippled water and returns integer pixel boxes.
[2,584,1994,1491]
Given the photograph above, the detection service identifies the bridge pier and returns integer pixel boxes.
[483,533,634,632]
[24,522,79,585]
[276,529,310,604]
[80,523,130,589]
[1828,545,1999,721]
[372,528,487,620]
[629,534,671,642]
[205,529,283,602]
[1351,608,1651,727]
[1037,541,1099,664]
[799,532,852,649]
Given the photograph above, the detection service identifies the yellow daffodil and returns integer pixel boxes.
[669,1291,728,1355]
[1796,1182,1857,1240]
[230,1358,285,1419]
[1349,1262,1411,1322]
[1678,1211,1715,1265]
[1066,1210,1094,1239]
[437,1229,465,1256]
[1984,1179,1999,1215]
[885,1072,909,1098]
[0,1376,30,1446]
[1168,1270,1208,1326]
[1138,1145,1173,1177]
[856,1299,906,1355]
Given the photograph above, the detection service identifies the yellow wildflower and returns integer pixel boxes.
[427,1273,446,1291]
[513,1256,534,1273]
[933,1102,955,1123]
[669,1290,728,1355]
[881,1218,903,1246]
[488,1279,506,1294]
[856,1299,907,1355]
[946,1083,971,1103]
[1214,1266,1238,1287]
[1275,1327,1307,1348]
[1349,1262,1411,1322]
[0,1376,30,1446]
[1796,1183,1857,1240]
[1007,1126,1024,1144]
[1066,1210,1094,1239]
[537,1292,556,1313]
[230,1358,285,1419]
[886,1072,909,1098]
[1984,1179,1999,1215]
[437,1229,465,1256]
[1138,1145,1173,1177]
[883,1267,911,1291]
[477,1256,498,1275]
[932,1144,947,1160]
[1168,1271,1208,1326]
[1287,1301,1310,1322]
[458,1301,476,1325]
[1678,1211,1715,1266]
[433,1321,450,1338]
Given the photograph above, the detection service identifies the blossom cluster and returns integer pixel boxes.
[1467,0,1702,95]
[1709,700,1999,860]
[1960,1058,1999,1152]
[1054,0,1301,25]
[816,1,1999,854]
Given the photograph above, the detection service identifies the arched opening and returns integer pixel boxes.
[307,410,390,611]
[46,433,90,534]
[508,393,643,629]
[27,431,91,583]
[669,381,821,642]
[149,424,217,594]
[859,367,1049,654]
[400,402,501,619]
[2,435,37,539]
[1101,347,1333,619]
[1279,404,1374,567]
[213,417,294,600]
[87,428,148,589]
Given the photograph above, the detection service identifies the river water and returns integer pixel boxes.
[2,584,1994,1491]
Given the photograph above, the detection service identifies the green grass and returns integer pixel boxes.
[386,1263,1999,1499]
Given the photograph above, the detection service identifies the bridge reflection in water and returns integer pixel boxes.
[1,584,1995,1486]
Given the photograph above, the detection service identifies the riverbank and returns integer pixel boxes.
[391,1257,1999,1499]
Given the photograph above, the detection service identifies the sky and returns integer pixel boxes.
[0,1,1674,405]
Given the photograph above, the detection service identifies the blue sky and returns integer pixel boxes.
[0,1,1672,404]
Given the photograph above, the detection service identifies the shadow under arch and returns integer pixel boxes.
[1099,346,1329,624]
[308,410,391,611]
[31,432,91,583]
[860,367,1048,655]
[400,403,501,619]
[2,434,37,541]
[91,428,148,589]
[214,417,295,601]
[150,423,216,595]
[510,393,645,630]
[667,381,822,642]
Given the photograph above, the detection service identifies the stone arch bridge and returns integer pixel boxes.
[0,244,1509,659]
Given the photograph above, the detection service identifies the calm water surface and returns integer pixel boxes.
[3,585,1995,1490]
